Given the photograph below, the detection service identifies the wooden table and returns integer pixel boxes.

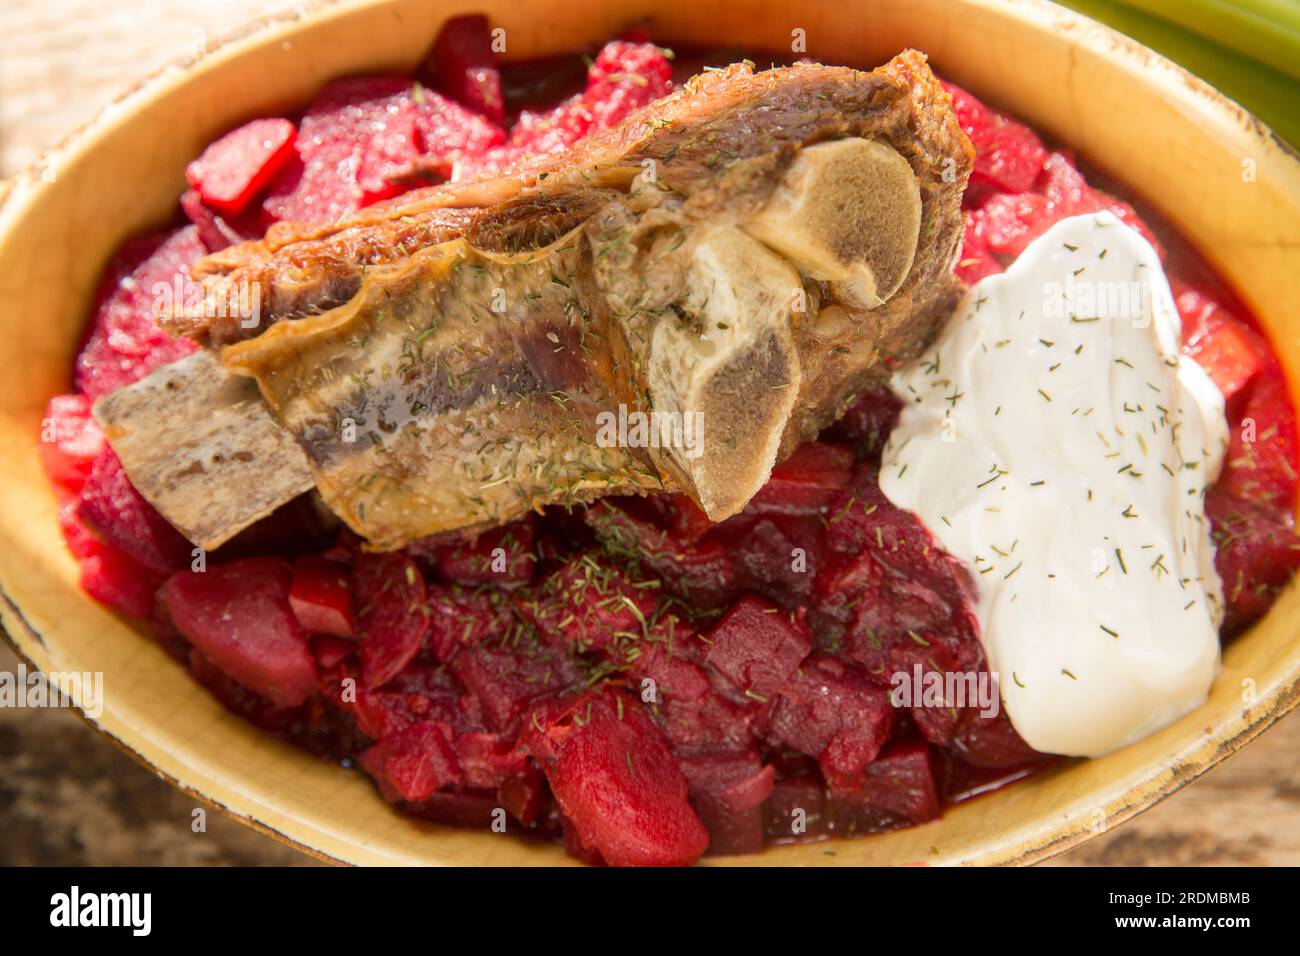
[1,0,1295,866]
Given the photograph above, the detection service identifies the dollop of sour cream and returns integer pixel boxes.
[880,212,1229,757]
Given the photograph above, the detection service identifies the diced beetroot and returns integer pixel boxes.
[185,117,296,216]
[453,730,529,790]
[289,555,354,637]
[1173,280,1265,401]
[745,442,854,516]
[74,227,203,399]
[635,644,757,753]
[584,499,741,609]
[265,76,502,223]
[448,642,581,734]
[664,494,715,543]
[525,690,709,866]
[76,449,192,575]
[822,386,904,463]
[941,80,990,142]
[830,739,941,833]
[948,707,1044,770]
[583,40,674,128]
[966,190,1051,260]
[955,239,1003,284]
[764,771,828,840]
[817,547,982,691]
[968,115,1048,195]
[678,749,774,856]
[524,556,661,657]
[353,553,429,689]
[411,517,535,589]
[497,762,550,826]
[704,596,811,700]
[1037,152,1164,257]
[58,503,160,619]
[38,393,105,497]
[1220,368,1300,512]
[310,634,354,671]
[425,583,514,662]
[161,557,318,707]
[715,513,824,608]
[424,14,504,125]
[768,656,895,790]
[404,788,501,828]
[944,81,1046,198]
[346,661,478,741]
[180,189,263,253]
[262,149,361,227]
[1208,487,1300,633]
[467,41,671,175]
[359,720,461,803]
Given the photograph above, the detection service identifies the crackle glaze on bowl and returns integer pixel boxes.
[1,0,1298,866]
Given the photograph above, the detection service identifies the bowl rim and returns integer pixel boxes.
[2,0,1298,867]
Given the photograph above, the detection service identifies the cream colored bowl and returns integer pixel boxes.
[2,0,1298,865]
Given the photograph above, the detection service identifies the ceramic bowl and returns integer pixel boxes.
[2,0,1298,865]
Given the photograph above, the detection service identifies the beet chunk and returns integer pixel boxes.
[584,498,741,609]
[448,642,581,734]
[161,557,317,707]
[39,393,105,497]
[830,739,941,834]
[744,442,854,516]
[76,449,192,575]
[764,770,829,841]
[264,75,502,223]
[353,553,429,689]
[289,555,354,637]
[678,749,774,856]
[1208,486,1300,634]
[186,117,296,216]
[359,720,461,803]
[423,13,504,125]
[704,596,811,700]
[345,661,478,741]
[822,387,902,463]
[636,644,759,753]
[466,40,671,175]
[74,227,203,399]
[409,517,535,589]
[1220,367,1300,513]
[180,189,263,253]
[525,690,709,866]
[424,584,515,662]
[523,556,661,657]
[58,503,160,619]
[768,656,895,790]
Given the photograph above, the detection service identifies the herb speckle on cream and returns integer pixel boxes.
[881,213,1229,757]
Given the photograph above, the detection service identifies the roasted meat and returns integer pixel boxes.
[96,52,972,551]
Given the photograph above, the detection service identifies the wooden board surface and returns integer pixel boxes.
[0,0,1295,867]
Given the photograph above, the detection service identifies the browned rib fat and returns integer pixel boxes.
[103,53,970,550]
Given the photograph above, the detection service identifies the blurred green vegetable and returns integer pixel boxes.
[1058,0,1300,146]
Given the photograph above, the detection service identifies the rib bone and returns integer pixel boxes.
[742,137,922,308]
[98,55,973,551]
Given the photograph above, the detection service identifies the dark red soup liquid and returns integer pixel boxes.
[41,18,1300,865]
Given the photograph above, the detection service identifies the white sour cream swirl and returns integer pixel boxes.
[880,212,1229,757]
